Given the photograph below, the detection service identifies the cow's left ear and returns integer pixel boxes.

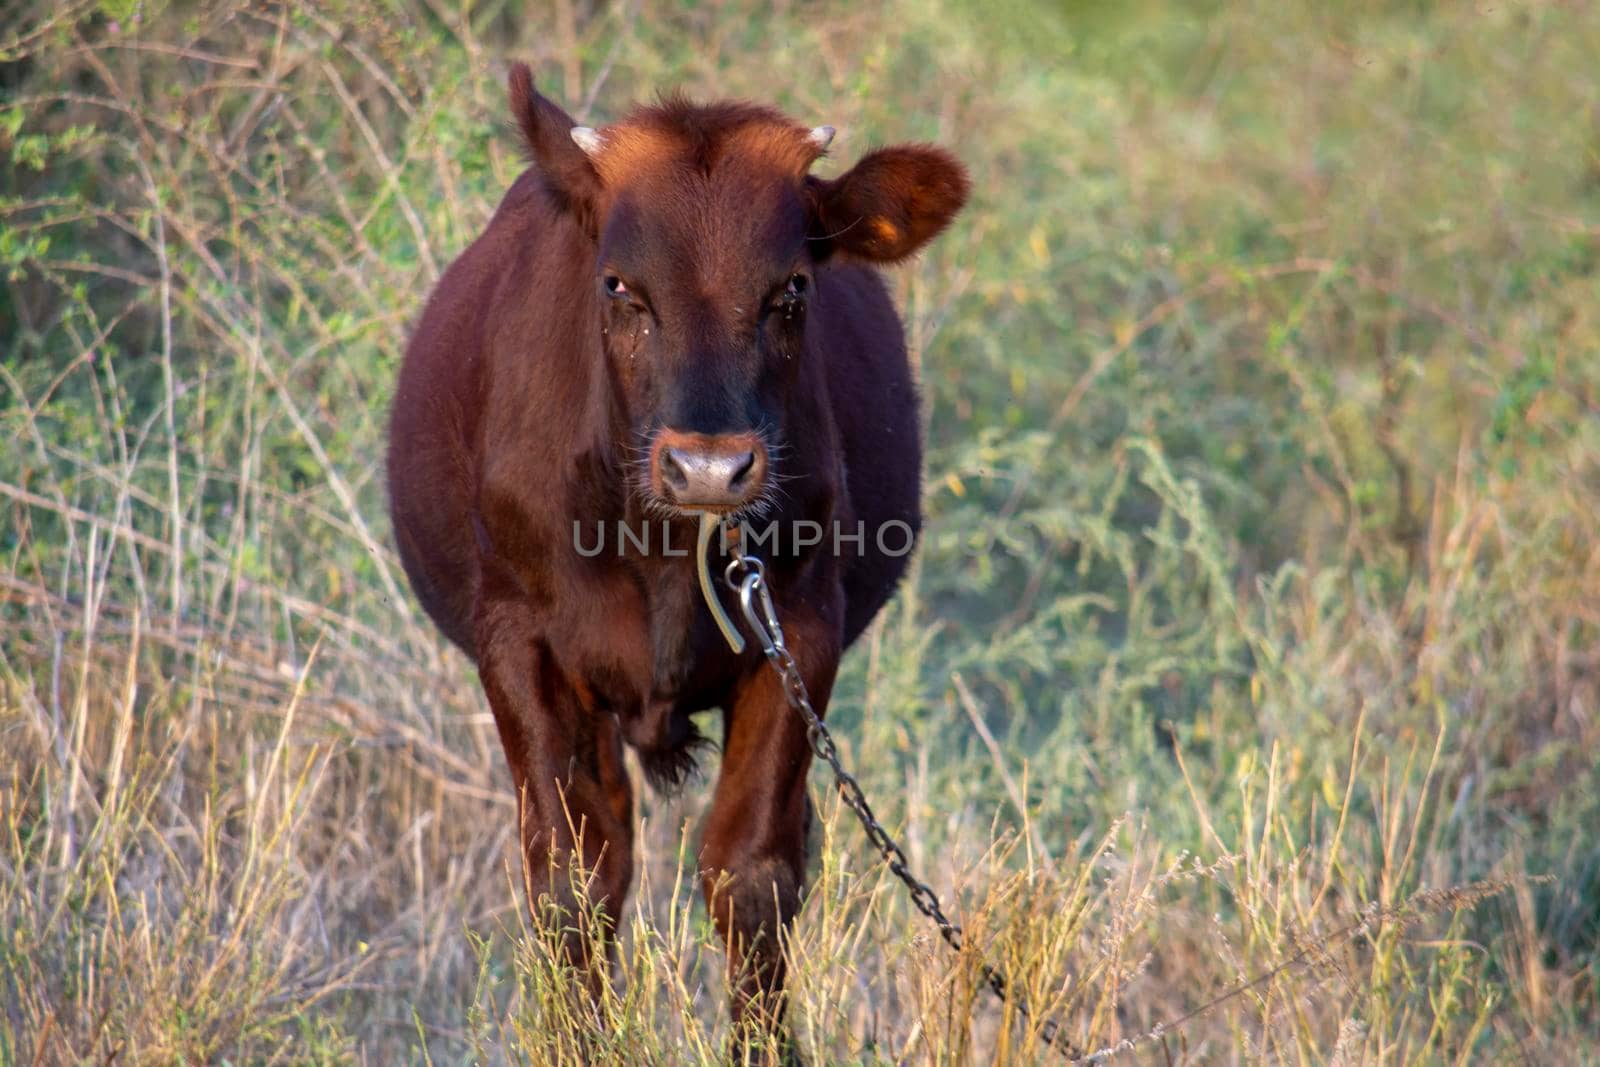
[806,144,970,263]
[508,63,602,235]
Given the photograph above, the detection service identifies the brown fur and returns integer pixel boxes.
[387,63,968,1056]
[590,93,827,186]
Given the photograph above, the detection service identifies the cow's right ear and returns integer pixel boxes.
[508,63,602,234]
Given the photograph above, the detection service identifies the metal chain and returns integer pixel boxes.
[721,543,1083,1060]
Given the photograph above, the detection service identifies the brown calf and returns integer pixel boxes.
[387,63,968,1056]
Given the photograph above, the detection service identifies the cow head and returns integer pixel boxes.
[508,64,969,515]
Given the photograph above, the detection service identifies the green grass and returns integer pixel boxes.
[2,0,1598,1062]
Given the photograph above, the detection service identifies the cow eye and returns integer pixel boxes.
[784,273,808,299]
[603,275,628,298]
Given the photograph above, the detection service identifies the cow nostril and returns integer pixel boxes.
[728,450,757,489]
[655,438,763,504]
[660,448,691,491]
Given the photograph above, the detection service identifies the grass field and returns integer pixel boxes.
[2,0,1598,1063]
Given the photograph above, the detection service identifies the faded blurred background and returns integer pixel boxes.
[2,1,1597,1062]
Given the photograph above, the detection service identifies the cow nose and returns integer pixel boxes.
[652,431,767,509]
[660,448,755,495]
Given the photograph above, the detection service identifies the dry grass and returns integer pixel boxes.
[3,0,1598,1063]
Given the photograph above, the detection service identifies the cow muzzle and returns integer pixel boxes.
[650,429,768,511]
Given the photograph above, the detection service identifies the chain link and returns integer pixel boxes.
[722,542,1083,1060]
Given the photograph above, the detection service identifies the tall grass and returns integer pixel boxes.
[2,0,1597,1062]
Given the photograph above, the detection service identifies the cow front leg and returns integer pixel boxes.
[700,605,840,1061]
[475,589,635,988]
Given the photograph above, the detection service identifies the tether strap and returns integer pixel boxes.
[696,512,745,654]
